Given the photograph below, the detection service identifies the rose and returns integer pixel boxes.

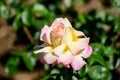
[34,18,92,70]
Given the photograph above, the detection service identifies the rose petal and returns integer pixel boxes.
[51,33,62,47]
[71,56,86,70]
[38,54,46,64]
[74,30,85,38]
[62,28,73,44]
[34,43,48,49]
[40,25,49,41]
[44,53,57,64]
[52,23,65,37]
[58,50,74,66]
[64,18,72,27]
[40,25,52,44]
[51,18,72,29]
[53,44,66,56]
[34,46,52,54]
[51,18,63,28]
[45,28,52,44]
[68,38,90,55]
[52,62,57,67]
[64,64,70,68]
[80,46,92,58]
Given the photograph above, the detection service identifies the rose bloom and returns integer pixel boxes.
[34,18,92,70]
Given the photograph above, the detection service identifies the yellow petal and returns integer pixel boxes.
[71,55,86,70]
[74,30,85,38]
[58,50,74,65]
[53,44,66,56]
[34,46,52,54]
[62,28,73,45]
[44,52,57,64]
[68,38,90,55]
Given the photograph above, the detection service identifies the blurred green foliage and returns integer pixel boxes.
[0,0,120,80]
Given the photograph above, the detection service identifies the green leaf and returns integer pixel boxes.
[78,65,86,77]
[74,0,83,5]
[101,34,107,44]
[13,15,22,30]
[111,0,120,12]
[0,5,10,19]
[96,22,105,29]
[50,69,60,74]
[106,56,114,70]
[12,51,36,71]
[88,65,111,80]
[80,77,88,80]
[115,58,120,68]
[21,9,32,26]
[88,43,108,67]
[7,0,26,7]
[5,57,20,76]
[95,12,107,22]
[34,31,40,41]
[107,15,114,21]
[93,53,108,68]
[91,43,104,55]
[63,0,72,8]
[78,14,86,24]
[74,22,82,29]
[44,64,50,71]
[72,76,78,80]
[104,46,116,56]
[86,15,94,21]
[41,74,51,80]
[22,53,36,71]
[32,4,48,16]
[32,19,47,29]
[87,54,96,66]
[114,20,120,32]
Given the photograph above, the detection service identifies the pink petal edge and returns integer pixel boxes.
[51,18,65,28]
[38,54,46,64]
[40,25,49,41]
[58,50,74,66]
[40,25,51,44]
[51,18,72,29]
[84,46,92,58]
[71,56,86,70]
[44,53,57,64]
[53,44,66,56]
[68,38,90,55]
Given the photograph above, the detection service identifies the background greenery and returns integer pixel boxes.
[0,0,120,80]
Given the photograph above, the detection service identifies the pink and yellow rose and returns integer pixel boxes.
[34,18,92,70]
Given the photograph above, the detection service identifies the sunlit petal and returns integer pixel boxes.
[63,18,72,27]
[53,44,66,56]
[51,18,72,28]
[34,46,52,54]
[68,38,90,55]
[71,56,86,70]
[40,25,49,41]
[40,25,52,44]
[62,28,73,44]
[58,50,74,65]
[80,46,92,58]
[44,53,57,64]
[64,64,70,68]
[74,30,85,37]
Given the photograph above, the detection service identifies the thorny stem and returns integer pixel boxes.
[23,26,35,44]
[4,0,12,17]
